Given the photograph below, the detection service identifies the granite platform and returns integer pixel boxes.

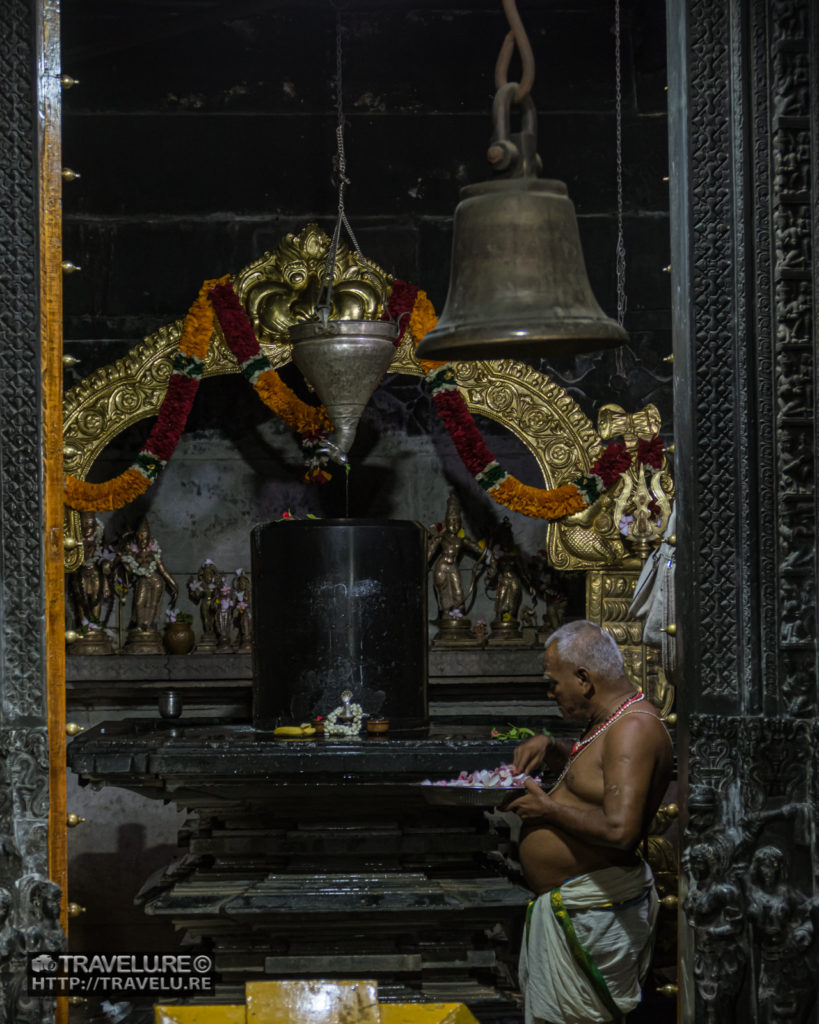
[68,721,547,1017]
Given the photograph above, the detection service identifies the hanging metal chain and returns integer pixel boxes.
[318,7,363,320]
[614,0,627,332]
[494,0,536,101]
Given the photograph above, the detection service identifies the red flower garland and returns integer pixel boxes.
[383,280,420,345]
[143,376,199,462]
[433,388,495,476]
[592,442,632,489]
[209,283,260,363]
[637,436,665,469]
[64,269,665,519]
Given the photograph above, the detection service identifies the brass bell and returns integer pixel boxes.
[416,85,627,363]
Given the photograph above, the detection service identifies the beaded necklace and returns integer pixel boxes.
[550,691,645,792]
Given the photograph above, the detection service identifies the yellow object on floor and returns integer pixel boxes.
[379,1003,479,1023]
[246,979,380,1023]
[154,1006,246,1024]
[156,980,482,1024]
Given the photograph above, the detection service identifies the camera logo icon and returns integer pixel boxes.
[31,954,58,973]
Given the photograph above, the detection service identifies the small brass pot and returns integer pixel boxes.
[163,621,195,655]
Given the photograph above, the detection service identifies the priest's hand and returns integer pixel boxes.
[506,778,553,822]
[513,733,552,774]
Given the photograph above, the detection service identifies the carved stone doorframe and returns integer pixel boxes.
[0,0,68,1020]
[4,0,815,1021]
[668,0,818,1021]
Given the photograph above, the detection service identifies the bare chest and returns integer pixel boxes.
[552,748,605,805]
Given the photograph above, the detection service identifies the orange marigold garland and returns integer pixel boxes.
[64,276,228,512]
[208,280,336,483]
[209,278,438,483]
[408,289,659,520]
[208,281,332,436]
[63,272,661,518]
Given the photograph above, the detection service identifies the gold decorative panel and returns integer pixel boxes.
[234,223,393,345]
[62,224,674,713]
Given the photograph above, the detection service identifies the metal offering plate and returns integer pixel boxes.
[420,786,524,808]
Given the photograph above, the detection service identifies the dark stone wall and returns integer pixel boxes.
[60,0,672,432]
[669,0,819,1020]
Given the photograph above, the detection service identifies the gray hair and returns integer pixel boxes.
[546,620,625,680]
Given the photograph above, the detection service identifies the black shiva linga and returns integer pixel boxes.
[251,518,429,732]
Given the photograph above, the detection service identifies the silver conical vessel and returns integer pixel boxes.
[289,319,399,463]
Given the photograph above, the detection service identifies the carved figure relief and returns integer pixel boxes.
[775,349,813,420]
[775,280,812,345]
[779,574,815,645]
[16,876,64,956]
[746,845,816,1024]
[0,886,22,1024]
[775,206,811,269]
[770,0,815,717]
[5,730,49,823]
[744,719,811,812]
[778,425,813,494]
[684,790,818,1024]
[774,128,811,195]
[683,839,747,1024]
[0,873,65,1024]
[685,715,819,1023]
[772,0,809,40]
[773,50,810,117]
[779,506,814,571]
[779,649,815,717]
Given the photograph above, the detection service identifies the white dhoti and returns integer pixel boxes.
[519,861,657,1024]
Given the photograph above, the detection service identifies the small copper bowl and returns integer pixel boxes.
[366,717,390,735]
[312,719,325,736]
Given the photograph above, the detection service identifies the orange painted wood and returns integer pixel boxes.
[38,6,68,1018]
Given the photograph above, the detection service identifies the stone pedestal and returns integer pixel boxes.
[123,626,163,655]
[68,722,529,1016]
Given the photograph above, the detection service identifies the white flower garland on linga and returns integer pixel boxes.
[324,690,363,737]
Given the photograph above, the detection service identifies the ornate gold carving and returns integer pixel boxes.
[613,468,673,559]
[552,493,628,571]
[553,403,674,571]
[394,336,602,490]
[63,312,670,573]
[64,301,608,570]
[61,223,674,716]
[62,319,294,569]
[233,223,392,346]
[597,402,662,445]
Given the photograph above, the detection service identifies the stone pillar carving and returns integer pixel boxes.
[668,0,818,1020]
[0,1,65,1020]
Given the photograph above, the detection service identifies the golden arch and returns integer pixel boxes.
[63,225,609,570]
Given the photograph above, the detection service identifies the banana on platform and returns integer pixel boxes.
[273,723,317,738]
